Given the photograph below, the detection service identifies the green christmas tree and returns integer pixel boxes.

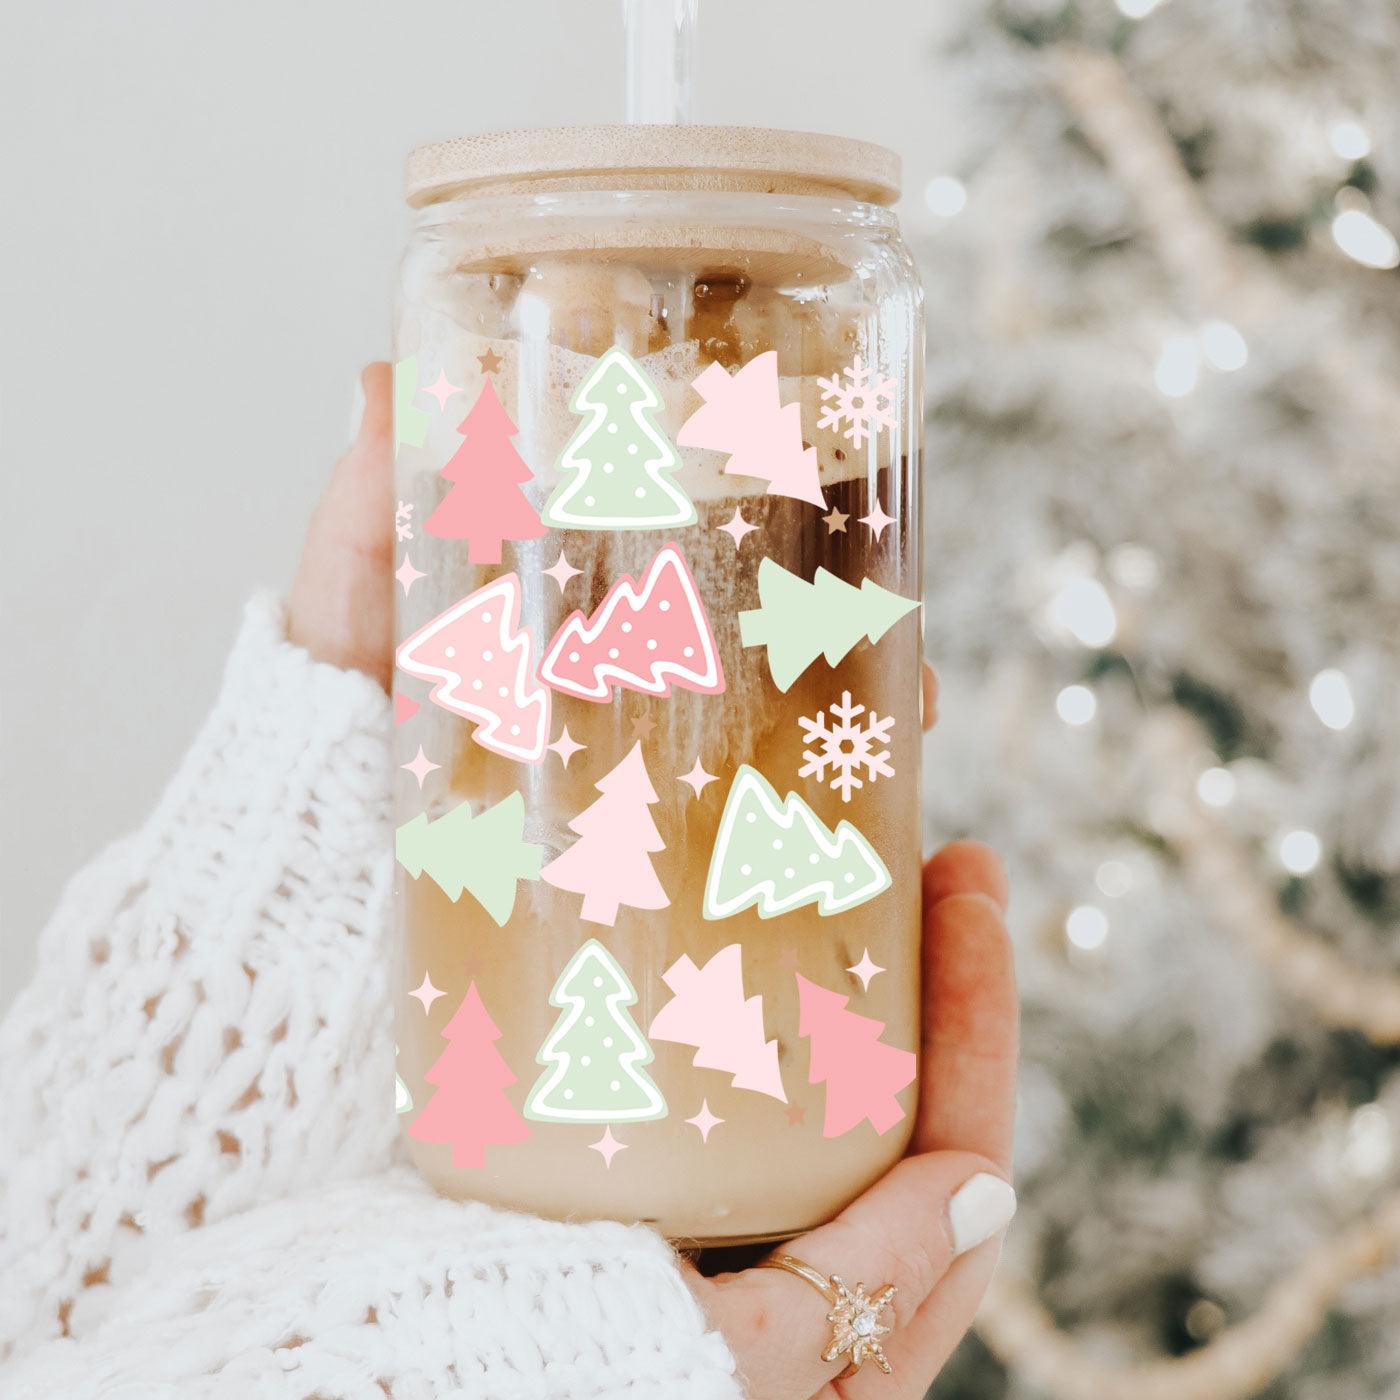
[524,939,667,1123]
[739,558,920,692]
[395,791,543,928]
[541,345,696,530]
[703,765,891,920]
[393,355,429,460]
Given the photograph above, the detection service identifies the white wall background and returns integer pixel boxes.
[0,0,950,1008]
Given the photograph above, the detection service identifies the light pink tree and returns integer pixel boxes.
[425,379,545,564]
[649,944,786,1101]
[541,742,668,926]
[677,351,826,507]
[796,974,916,1138]
[408,982,530,1168]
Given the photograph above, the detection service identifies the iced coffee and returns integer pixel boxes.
[393,128,923,1244]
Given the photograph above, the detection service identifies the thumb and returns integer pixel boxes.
[693,1152,1015,1399]
[287,363,394,688]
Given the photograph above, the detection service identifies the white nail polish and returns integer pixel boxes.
[948,1173,1017,1257]
[347,376,367,449]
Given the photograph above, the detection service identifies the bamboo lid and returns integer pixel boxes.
[405,124,901,208]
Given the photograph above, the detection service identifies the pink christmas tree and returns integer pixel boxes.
[796,974,917,1138]
[539,543,725,702]
[424,379,545,564]
[408,981,530,1169]
[649,943,787,1101]
[677,351,827,507]
[541,742,668,926]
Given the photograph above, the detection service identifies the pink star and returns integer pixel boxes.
[859,500,895,540]
[409,972,445,1013]
[848,948,886,991]
[547,725,586,768]
[778,945,801,973]
[589,1127,627,1168]
[543,550,582,592]
[823,507,850,534]
[678,756,719,798]
[718,507,759,549]
[400,745,441,788]
[686,1100,724,1143]
[424,371,459,411]
[395,553,427,596]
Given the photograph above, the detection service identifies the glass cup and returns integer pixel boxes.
[393,126,924,1245]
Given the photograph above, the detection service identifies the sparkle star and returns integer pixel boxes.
[478,348,503,374]
[589,1127,627,1168]
[859,500,895,540]
[785,1103,807,1127]
[718,506,759,549]
[423,371,459,411]
[547,725,586,767]
[395,553,427,596]
[632,712,657,741]
[848,948,886,991]
[823,507,849,534]
[678,756,719,798]
[686,1100,724,1143]
[400,745,441,788]
[409,972,445,1013]
[543,550,582,592]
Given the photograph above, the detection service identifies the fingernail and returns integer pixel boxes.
[348,374,367,449]
[948,1173,1017,1257]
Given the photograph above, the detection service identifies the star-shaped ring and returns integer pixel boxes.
[756,1253,896,1378]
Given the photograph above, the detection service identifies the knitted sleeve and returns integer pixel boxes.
[0,596,741,1399]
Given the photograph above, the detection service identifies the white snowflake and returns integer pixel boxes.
[799,690,895,803]
[395,500,414,542]
[816,356,897,449]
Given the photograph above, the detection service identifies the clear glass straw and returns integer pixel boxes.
[623,0,698,124]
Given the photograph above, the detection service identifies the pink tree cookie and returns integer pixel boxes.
[796,973,917,1138]
[538,542,725,702]
[541,741,668,926]
[408,982,530,1169]
[649,943,786,1101]
[424,379,546,564]
[396,574,550,763]
[677,351,827,508]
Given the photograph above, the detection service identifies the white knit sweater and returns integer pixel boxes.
[0,596,742,1400]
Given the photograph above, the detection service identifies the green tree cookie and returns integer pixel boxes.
[542,345,697,530]
[524,939,667,1123]
[704,765,891,920]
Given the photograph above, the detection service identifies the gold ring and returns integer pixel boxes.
[757,1252,896,1379]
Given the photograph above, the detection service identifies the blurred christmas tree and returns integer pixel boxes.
[914,2,1400,1397]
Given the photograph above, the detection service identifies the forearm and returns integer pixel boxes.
[0,594,398,1359]
[0,1170,742,1400]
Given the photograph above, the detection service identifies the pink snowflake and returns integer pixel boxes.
[395,500,415,542]
[799,691,895,803]
[816,356,897,449]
